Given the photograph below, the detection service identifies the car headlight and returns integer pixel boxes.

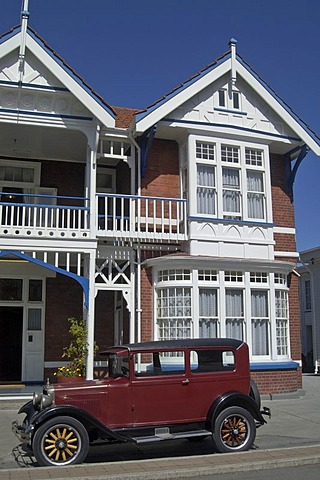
[40,394,53,410]
[33,392,42,407]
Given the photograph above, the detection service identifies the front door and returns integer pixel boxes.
[24,307,44,381]
[0,306,23,381]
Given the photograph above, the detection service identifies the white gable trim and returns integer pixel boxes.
[135,59,231,133]
[135,54,320,156]
[235,60,320,155]
[0,33,21,58]
[25,34,115,128]
[0,30,115,128]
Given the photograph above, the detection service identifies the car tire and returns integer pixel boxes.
[32,415,89,466]
[249,379,261,409]
[212,406,256,453]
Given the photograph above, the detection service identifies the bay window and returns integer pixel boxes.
[155,268,290,361]
[193,140,268,222]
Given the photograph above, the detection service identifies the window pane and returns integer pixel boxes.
[191,349,234,373]
[0,279,23,301]
[197,164,216,214]
[134,352,185,376]
[29,280,42,301]
[199,289,218,338]
[226,290,244,341]
[157,287,192,340]
[305,280,311,310]
[28,308,42,330]
[251,290,269,355]
[221,146,239,163]
[233,92,240,109]
[218,90,225,107]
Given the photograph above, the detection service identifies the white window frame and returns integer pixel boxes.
[0,159,41,188]
[187,135,271,223]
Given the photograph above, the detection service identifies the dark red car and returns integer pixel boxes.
[13,338,270,466]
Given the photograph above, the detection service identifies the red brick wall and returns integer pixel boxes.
[45,274,83,361]
[41,160,85,205]
[45,280,122,358]
[270,153,295,229]
[274,233,296,252]
[141,139,180,198]
[251,369,302,395]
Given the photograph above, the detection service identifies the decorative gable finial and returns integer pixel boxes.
[228,38,237,86]
[18,0,30,83]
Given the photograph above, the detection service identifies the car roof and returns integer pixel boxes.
[101,338,243,354]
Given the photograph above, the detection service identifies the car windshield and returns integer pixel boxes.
[107,353,129,378]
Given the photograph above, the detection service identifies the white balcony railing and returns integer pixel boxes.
[0,192,187,242]
[0,192,90,239]
[97,193,187,241]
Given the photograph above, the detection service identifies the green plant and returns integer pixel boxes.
[54,317,98,378]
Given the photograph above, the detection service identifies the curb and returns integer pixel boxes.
[0,445,320,480]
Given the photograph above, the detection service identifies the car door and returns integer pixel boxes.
[131,349,197,426]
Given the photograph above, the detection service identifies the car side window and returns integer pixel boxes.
[190,349,235,373]
[108,353,130,378]
[134,351,185,377]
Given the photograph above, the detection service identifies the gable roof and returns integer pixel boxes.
[135,47,320,156]
[0,24,116,127]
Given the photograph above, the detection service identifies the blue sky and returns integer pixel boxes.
[1,0,319,252]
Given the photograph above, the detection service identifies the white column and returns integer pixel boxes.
[84,250,96,380]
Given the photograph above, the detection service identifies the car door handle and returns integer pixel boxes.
[182,379,190,385]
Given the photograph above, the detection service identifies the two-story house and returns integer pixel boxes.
[299,247,320,374]
[0,12,319,394]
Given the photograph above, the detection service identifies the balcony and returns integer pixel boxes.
[0,191,187,242]
[97,193,187,241]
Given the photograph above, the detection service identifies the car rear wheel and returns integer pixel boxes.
[32,416,89,466]
[212,406,256,453]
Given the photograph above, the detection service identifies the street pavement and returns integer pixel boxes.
[0,374,319,479]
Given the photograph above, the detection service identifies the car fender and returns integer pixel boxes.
[208,391,266,427]
[30,405,133,443]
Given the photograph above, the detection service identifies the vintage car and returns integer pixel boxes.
[12,338,270,466]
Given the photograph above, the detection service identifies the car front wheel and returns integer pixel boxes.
[212,406,256,453]
[32,416,89,466]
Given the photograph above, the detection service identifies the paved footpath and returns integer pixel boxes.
[0,444,320,480]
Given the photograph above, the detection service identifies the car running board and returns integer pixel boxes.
[132,428,211,444]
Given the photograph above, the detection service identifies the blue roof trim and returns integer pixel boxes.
[26,27,116,119]
[0,24,20,45]
[250,361,299,371]
[162,118,301,142]
[0,79,69,92]
[0,250,89,309]
[236,54,320,147]
[136,52,231,122]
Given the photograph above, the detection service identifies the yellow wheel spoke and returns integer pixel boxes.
[44,439,56,445]
[65,431,75,441]
[49,432,58,441]
[65,448,74,457]
[44,444,56,451]
[61,428,67,439]
[61,451,67,462]
[48,447,57,458]
[67,437,77,443]
[55,450,60,462]
[66,444,78,450]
